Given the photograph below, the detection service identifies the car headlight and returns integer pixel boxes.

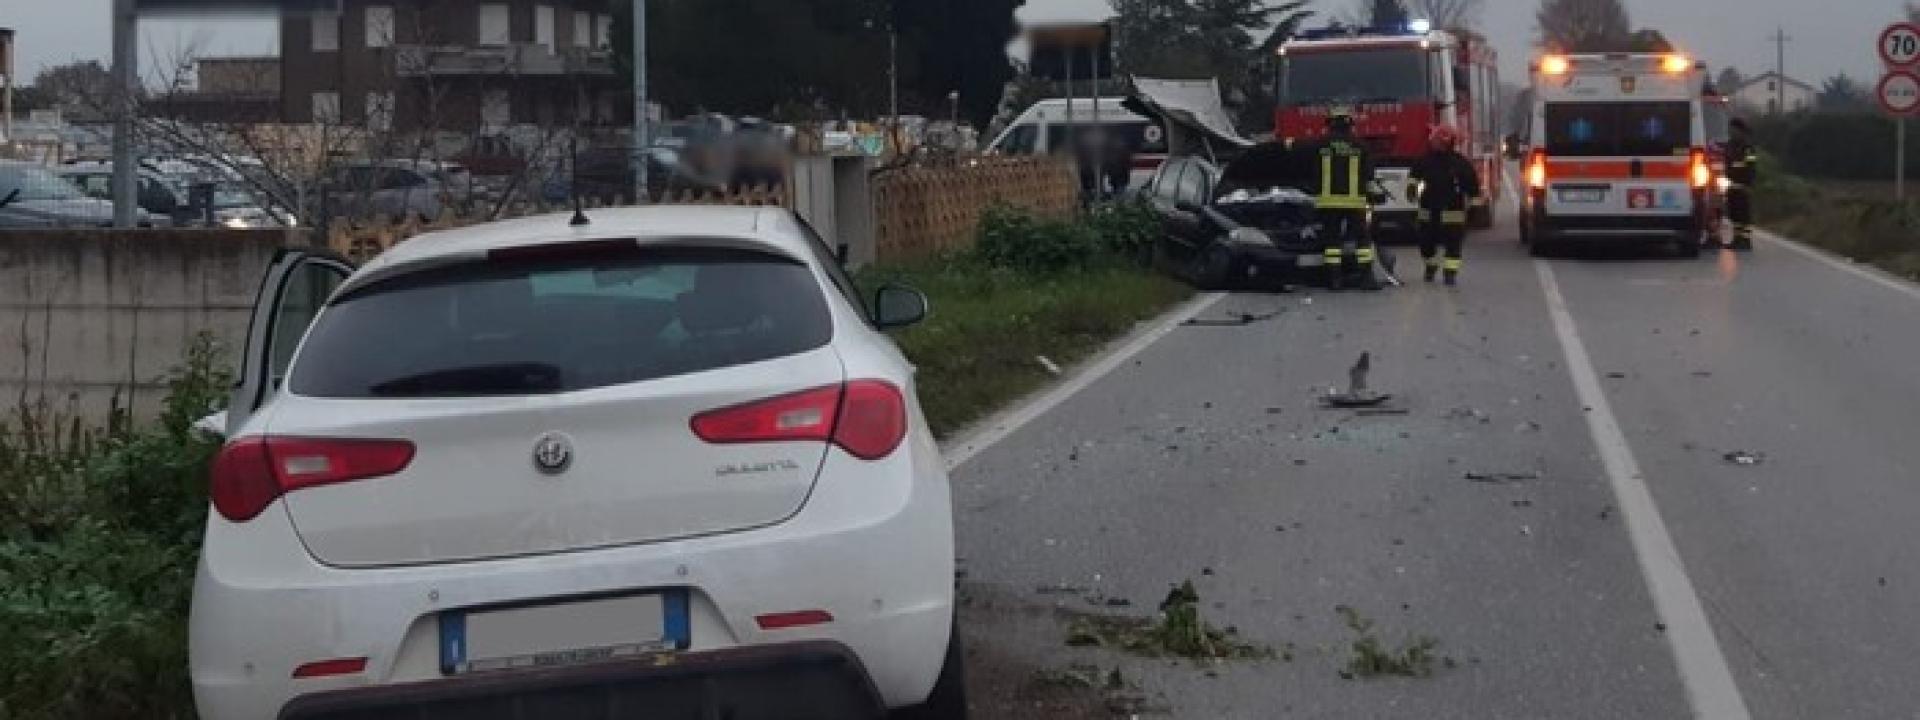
[1716,176,1732,192]
[1227,227,1275,248]
[221,216,252,229]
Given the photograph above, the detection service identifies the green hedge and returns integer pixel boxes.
[1752,113,1920,181]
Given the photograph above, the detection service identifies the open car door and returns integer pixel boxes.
[219,248,355,437]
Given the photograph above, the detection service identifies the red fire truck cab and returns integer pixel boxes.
[1277,24,1503,236]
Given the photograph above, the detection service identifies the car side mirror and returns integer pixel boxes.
[873,284,928,330]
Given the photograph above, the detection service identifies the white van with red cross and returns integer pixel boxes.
[1518,53,1715,258]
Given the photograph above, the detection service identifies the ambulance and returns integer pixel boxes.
[1518,53,1715,257]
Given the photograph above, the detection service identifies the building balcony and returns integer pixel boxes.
[393,44,615,78]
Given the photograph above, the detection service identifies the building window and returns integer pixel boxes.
[595,14,612,49]
[478,3,511,47]
[365,5,394,49]
[534,5,555,51]
[312,92,340,123]
[311,11,340,52]
[482,89,512,130]
[366,92,395,131]
[1768,80,1777,92]
[572,11,591,48]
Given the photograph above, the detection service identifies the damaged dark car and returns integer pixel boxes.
[1141,144,1326,290]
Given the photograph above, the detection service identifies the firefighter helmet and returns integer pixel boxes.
[1326,105,1356,132]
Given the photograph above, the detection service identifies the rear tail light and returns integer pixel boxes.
[211,437,416,522]
[1526,150,1548,189]
[692,380,908,461]
[755,609,835,630]
[291,657,368,679]
[1690,149,1712,189]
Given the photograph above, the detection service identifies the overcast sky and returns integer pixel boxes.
[3,0,1907,92]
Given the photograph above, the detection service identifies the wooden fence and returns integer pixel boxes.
[871,156,1078,262]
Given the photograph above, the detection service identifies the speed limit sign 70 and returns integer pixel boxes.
[1883,23,1920,68]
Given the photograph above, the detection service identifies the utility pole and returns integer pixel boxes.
[632,0,649,203]
[111,0,139,227]
[1771,27,1791,114]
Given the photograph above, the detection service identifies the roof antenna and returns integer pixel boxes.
[568,124,590,227]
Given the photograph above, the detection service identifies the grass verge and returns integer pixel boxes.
[858,255,1191,439]
[1755,163,1920,281]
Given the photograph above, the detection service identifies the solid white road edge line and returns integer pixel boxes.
[1756,228,1920,302]
[940,291,1227,471]
[1535,260,1753,720]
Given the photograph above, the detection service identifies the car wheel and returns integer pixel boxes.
[1193,243,1236,291]
[891,621,968,720]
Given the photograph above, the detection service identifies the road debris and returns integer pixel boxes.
[1183,310,1282,327]
[1334,606,1444,680]
[1321,352,1393,408]
[1605,372,1627,379]
[1444,406,1492,424]
[1063,581,1270,662]
[1464,471,1541,484]
[1037,356,1063,375]
[1722,450,1764,466]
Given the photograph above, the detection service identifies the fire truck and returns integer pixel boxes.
[1276,23,1503,235]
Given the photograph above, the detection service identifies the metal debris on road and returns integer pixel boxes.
[1464,471,1542,484]
[1321,352,1392,408]
[1723,450,1764,466]
[1183,310,1281,327]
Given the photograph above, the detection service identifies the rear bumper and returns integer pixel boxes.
[1530,189,1704,240]
[190,436,955,719]
[279,641,884,720]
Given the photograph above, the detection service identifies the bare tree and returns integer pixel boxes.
[1535,0,1630,52]
[1409,0,1484,29]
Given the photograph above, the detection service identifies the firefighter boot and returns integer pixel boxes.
[1353,245,1382,291]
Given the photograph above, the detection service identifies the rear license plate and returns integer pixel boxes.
[1559,189,1605,203]
[440,591,689,675]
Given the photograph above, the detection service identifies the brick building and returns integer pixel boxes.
[279,0,627,132]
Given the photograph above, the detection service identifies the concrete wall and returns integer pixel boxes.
[0,230,288,424]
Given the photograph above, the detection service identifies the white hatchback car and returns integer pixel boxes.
[190,206,964,719]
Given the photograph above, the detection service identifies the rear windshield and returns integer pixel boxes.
[289,246,831,398]
[1544,101,1692,157]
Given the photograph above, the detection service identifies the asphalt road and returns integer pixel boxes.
[952,211,1920,718]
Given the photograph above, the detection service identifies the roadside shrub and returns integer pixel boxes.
[0,333,229,720]
[1084,200,1160,266]
[975,203,1100,274]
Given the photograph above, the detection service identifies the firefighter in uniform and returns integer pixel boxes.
[1299,107,1380,290]
[1718,118,1758,251]
[1408,125,1482,285]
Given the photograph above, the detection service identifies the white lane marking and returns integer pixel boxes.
[941,291,1226,471]
[1756,228,1920,302]
[1535,260,1753,720]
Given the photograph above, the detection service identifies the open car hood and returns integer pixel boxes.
[1124,77,1255,159]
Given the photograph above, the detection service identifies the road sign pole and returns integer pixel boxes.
[1899,117,1907,202]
